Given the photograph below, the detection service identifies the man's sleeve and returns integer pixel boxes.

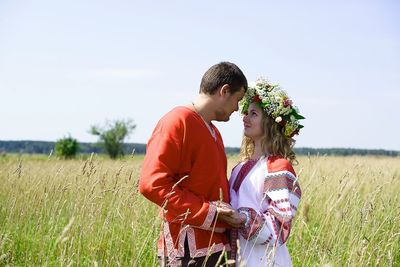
[139,118,217,230]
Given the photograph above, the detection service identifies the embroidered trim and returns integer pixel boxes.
[186,227,230,258]
[248,220,266,243]
[158,223,229,260]
[266,209,292,245]
[263,171,301,207]
[260,233,274,245]
[268,208,292,222]
[264,170,297,181]
[229,229,239,261]
[237,207,264,241]
[163,221,180,266]
[268,212,280,245]
[198,201,217,230]
[265,176,298,190]
[229,162,243,187]
[233,160,258,192]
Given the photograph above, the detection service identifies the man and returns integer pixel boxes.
[139,62,247,266]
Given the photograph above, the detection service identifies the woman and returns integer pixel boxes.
[229,78,304,266]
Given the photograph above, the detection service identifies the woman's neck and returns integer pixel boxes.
[251,139,264,160]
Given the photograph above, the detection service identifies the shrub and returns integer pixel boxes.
[55,136,79,159]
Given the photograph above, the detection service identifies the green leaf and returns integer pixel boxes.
[290,109,305,120]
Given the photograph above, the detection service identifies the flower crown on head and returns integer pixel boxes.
[239,77,305,138]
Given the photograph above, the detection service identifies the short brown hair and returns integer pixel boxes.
[200,62,248,95]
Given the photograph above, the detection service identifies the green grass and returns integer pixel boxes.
[287,156,400,266]
[0,154,399,266]
[0,154,157,266]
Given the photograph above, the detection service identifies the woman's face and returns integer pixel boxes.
[243,102,264,141]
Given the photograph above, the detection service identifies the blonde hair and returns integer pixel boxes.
[240,110,297,164]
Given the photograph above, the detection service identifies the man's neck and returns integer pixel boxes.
[192,95,214,124]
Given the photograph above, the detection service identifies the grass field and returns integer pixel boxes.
[0,154,399,266]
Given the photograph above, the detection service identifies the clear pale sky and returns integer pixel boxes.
[1,0,399,150]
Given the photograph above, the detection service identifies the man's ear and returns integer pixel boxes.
[219,84,230,97]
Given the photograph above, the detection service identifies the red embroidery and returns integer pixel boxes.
[238,207,264,240]
[269,212,279,245]
[264,176,301,198]
[230,229,239,262]
[233,160,258,192]
[260,233,273,245]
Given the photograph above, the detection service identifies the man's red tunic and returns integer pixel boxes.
[139,106,230,259]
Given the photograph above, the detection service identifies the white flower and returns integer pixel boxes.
[248,81,257,88]
[275,116,282,123]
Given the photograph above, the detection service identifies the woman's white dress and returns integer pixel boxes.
[229,155,301,267]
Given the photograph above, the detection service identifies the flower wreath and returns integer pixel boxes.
[239,77,305,138]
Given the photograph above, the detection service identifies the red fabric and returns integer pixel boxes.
[267,155,296,175]
[139,106,230,253]
[232,159,257,193]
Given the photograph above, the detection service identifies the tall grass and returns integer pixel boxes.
[0,154,159,266]
[287,155,400,266]
[0,154,399,266]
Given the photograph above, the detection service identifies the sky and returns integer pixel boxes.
[0,0,399,150]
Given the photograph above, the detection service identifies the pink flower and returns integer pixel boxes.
[283,99,292,107]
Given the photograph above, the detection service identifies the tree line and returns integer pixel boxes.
[0,119,137,159]
[0,140,398,157]
[0,140,145,155]
[1,119,398,158]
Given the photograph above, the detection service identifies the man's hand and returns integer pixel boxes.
[215,201,246,229]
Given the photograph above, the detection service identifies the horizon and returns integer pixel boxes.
[1,1,399,150]
[1,139,399,152]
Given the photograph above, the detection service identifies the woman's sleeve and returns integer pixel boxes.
[237,161,301,246]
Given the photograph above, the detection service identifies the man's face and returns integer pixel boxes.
[215,87,246,122]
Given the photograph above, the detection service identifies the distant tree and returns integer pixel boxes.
[55,135,79,159]
[90,119,136,159]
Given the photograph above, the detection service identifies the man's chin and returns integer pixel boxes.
[216,116,230,122]
[215,111,231,122]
